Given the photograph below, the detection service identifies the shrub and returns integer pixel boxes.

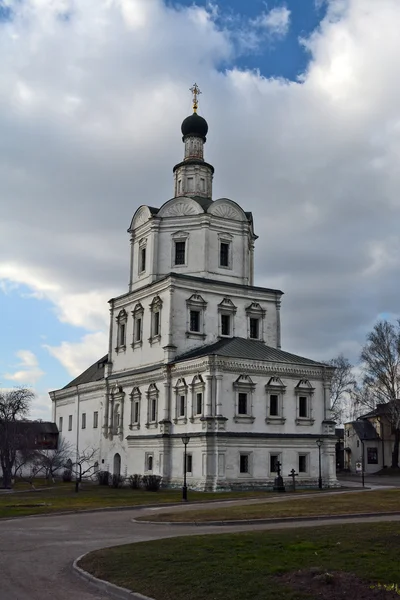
[62,469,72,482]
[142,474,162,492]
[128,474,142,489]
[97,470,110,486]
[110,474,125,488]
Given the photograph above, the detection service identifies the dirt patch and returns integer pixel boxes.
[276,569,400,599]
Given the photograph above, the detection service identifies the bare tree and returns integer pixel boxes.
[37,437,74,483]
[327,354,357,423]
[360,320,400,468]
[73,447,99,492]
[0,388,34,488]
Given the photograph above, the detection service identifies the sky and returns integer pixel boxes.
[1,0,400,420]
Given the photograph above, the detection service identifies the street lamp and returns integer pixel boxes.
[316,439,323,489]
[181,435,190,501]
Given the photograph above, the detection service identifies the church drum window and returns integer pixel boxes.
[219,242,230,268]
[174,241,186,265]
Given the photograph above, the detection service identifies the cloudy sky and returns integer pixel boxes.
[1,0,399,419]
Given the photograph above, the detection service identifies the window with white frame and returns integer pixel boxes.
[298,453,309,473]
[116,309,127,351]
[131,302,144,348]
[174,378,188,423]
[138,239,147,274]
[145,453,154,472]
[149,296,162,343]
[190,374,205,421]
[171,231,189,267]
[269,453,281,474]
[186,293,207,338]
[239,453,251,474]
[245,302,266,341]
[295,380,315,425]
[218,233,233,269]
[68,415,72,431]
[184,453,193,474]
[265,376,286,424]
[81,413,86,429]
[93,411,98,429]
[145,384,158,428]
[233,374,256,423]
[58,416,63,432]
[218,297,236,337]
[130,387,141,429]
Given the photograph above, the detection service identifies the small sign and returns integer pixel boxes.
[355,462,362,473]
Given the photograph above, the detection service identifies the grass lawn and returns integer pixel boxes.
[0,483,269,519]
[78,522,400,600]
[137,489,400,522]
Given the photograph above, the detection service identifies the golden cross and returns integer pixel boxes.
[190,83,201,113]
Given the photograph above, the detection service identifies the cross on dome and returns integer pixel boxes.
[190,83,201,113]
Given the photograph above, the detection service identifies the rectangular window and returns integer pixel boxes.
[187,177,194,192]
[178,179,182,193]
[220,242,230,267]
[269,394,279,416]
[134,401,139,423]
[58,416,63,432]
[136,317,142,342]
[221,314,231,336]
[298,454,308,473]
[249,318,259,339]
[81,413,86,429]
[179,395,185,417]
[299,396,308,418]
[153,311,160,336]
[367,447,378,464]
[146,454,153,472]
[93,411,98,429]
[140,247,146,273]
[185,453,193,473]
[68,415,72,431]
[196,393,202,415]
[239,454,249,474]
[200,177,205,192]
[150,398,157,422]
[174,241,186,265]
[119,323,126,346]
[190,310,200,332]
[270,454,280,473]
[238,393,248,415]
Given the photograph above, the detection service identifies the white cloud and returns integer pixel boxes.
[252,6,291,37]
[1,0,400,380]
[4,350,45,385]
[44,331,108,377]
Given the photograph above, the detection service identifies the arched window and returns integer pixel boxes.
[116,309,127,351]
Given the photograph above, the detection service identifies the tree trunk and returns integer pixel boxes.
[391,428,400,469]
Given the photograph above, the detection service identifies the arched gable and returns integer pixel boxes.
[158,196,203,218]
[208,198,248,222]
[129,205,153,232]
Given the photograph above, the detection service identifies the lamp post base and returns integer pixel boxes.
[182,486,188,501]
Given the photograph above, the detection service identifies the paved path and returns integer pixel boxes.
[1,504,400,600]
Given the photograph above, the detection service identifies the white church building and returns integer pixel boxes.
[50,86,338,490]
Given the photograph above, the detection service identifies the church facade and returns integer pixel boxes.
[50,87,338,490]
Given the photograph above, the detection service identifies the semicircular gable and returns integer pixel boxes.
[158,197,203,218]
[129,205,153,231]
[208,198,248,222]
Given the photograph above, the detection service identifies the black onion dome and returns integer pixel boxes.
[181,112,208,140]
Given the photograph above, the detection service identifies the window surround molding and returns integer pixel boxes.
[171,230,190,268]
[173,378,188,424]
[145,383,159,429]
[138,237,147,276]
[149,296,163,345]
[294,379,315,425]
[186,293,207,339]
[190,374,205,423]
[298,452,310,475]
[145,452,154,473]
[265,376,286,424]
[184,452,193,476]
[269,452,282,476]
[131,302,144,349]
[239,451,252,477]
[129,386,141,430]
[110,384,125,435]
[218,297,237,338]
[115,309,127,353]
[218,232,233,270]
[246,302,266,341]
[233,374,255,423]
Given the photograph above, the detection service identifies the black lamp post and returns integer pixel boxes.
[316,439,323,489]
[181,435,190,501]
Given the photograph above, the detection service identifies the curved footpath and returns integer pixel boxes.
[1,498,400,600]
